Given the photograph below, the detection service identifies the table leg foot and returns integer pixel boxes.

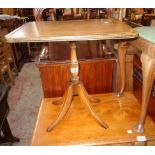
[116,92,122,97]
[47,84,73,132]
[133,53,155,133]
[133,123,144,133]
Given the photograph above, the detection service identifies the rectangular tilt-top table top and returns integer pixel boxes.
[5,19,138,43]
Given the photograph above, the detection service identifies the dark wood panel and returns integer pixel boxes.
[79,60,115,94]
[40,41,110,63]
[39,63,70,98]
[38,59,116,97]
[38,41,117,97]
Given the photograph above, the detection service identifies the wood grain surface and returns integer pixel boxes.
[31,92,155,146]
[38,59,116,97]
[38,41,117,97]
[5,19,138,43]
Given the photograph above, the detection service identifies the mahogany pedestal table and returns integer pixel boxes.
[5,19,138,132]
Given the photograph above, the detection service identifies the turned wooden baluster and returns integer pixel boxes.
[70,42,79,83]
[134,51,155,133]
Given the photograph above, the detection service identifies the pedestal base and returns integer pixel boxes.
[47,82,108,131]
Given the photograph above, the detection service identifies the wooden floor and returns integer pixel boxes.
[31,92,155,146]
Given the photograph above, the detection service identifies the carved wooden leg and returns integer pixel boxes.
[117,42,128,96]
[80,82,100,103]
[134,53,155,133]
[47,83,73,132]
[77,83,109,129]
[52,85,69,105]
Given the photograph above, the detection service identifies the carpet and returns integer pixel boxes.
[7,62,43,145]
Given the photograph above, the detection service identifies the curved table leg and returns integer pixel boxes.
[77,83,109,129]
[117,42,128,96]
[47,83,73,132]
[134,53,155,133]
[52,85,69,105]
[80,82,100,103]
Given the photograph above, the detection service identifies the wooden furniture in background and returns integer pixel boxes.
[0,27,17,84]
[0,18,29,72]
[142,13,155,26]
[128,27,155,133]
[14,9,35,22]
[31,92,155,146]
[38,9,119,98]
[0,84,19,145]
[115,52,134,93]
[0,9,15,16]
[0,43,14,84]
[133,55,155,122]
[38,41,117,97]
[151,19,155,26]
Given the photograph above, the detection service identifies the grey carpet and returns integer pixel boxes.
[7,62,43,146]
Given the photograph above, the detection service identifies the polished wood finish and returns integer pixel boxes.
[39,60,116,97]
[31,92,155,146]
[38,41,116,97]
[5,19,138,133]
[134,78,155,122]
[115,53,134,93]
[77,82,108,129]
[117,42,128,96]
[133,55,155,122]
[6,20,137,97]
[129,38,155,133]
[46,42,108,131]
[47,83,74,131]
[5,19,138,43]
